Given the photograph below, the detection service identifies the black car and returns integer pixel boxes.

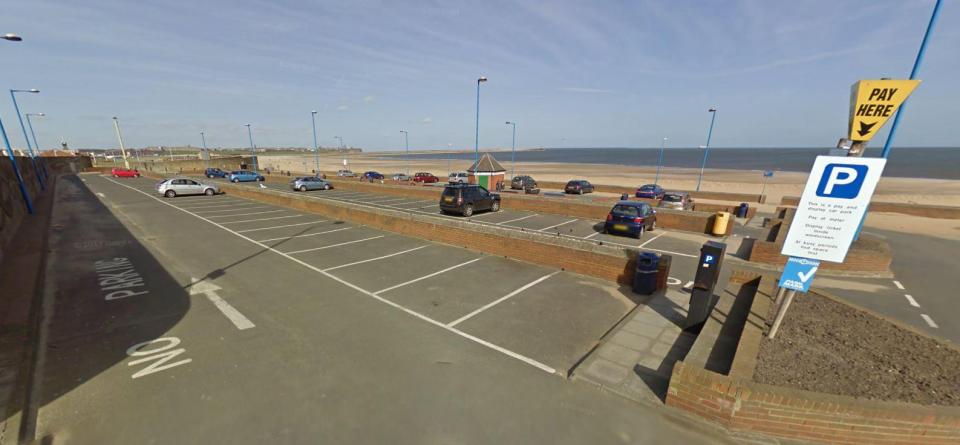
[362,171,385,181]
[564,179,594,194]
[439,184,501,216]
[510,175,538,190]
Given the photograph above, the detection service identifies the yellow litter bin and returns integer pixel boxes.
[712,211,731,236]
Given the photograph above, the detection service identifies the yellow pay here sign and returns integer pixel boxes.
[848,79,920,141]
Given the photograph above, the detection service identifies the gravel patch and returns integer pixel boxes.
[754,292,960,406]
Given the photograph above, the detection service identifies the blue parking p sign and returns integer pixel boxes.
[778,257,820,292]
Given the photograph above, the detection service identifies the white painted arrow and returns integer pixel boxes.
[797,267,818,283]
[190,277,255,330]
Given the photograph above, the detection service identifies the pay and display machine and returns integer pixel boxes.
[684,241,727,330]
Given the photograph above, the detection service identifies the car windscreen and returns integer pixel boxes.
[441,188,459,198]
[662,194,683,202]
[611,204,640,217]
[639,185,656,191]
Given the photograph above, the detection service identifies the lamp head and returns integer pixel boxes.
[2,33,23,42]
[708,108,717,112]
[478,76,487,83]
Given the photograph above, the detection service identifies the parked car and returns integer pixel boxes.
[362,171,385,181]
[156,178,221,198]
[412,172,439,183]
[635,184,665,199]
[447,172,469,184]
[290,176,333,192]
[510,175,538,190]
[336,169,356,177]
[204,167,227,178]
[391,173,411,181]
[228,170,265,182]
[658,191,693,210]
[604,201,657,238]
[439,184,500,217]
[111,167,141,178]
[564,179,594,194]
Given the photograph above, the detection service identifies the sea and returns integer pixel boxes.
[383,147,959,180]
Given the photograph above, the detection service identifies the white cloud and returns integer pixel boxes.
[421,117,432,124]
[559,87,613,94]
[337,105,349,111]
[363,95,375,102]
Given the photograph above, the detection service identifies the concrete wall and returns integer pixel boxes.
[536,180,766,204]
[748,235,892,273]
[781,196,960,220]
[95,156,253,174]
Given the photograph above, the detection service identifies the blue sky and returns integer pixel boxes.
[1,0,957,151]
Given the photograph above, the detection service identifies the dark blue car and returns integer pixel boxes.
[604,201,657,238]
[205,167,227,178]
[635,184,665,199]
[362,171,384,181]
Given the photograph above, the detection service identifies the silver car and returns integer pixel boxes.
[336,169,356,177]
[290,176,333,191]
[448,172,469,184]
[391,173,411,181]
[658,191,693,210]
[157,178,221,198]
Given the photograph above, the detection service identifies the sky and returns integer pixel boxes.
[1,0,957,151]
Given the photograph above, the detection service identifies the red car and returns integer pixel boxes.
[412,172,439,183]
[111,167,141,178]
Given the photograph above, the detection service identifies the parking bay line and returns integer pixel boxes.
[206,210,287,218]
[893,280,905,290]
[258,227,354,242]
[537,219,577,232]
[324,245,428,271]
[638,231,666,248]
[191,205,272,214]
[921,314,939,329]
[219,215,303,224]
[178,202,260,210]
[371,257,484,296]
[495,214,537,225]
[284,235,386,255]
[236,220,329,233]
[448,271,560,328]
[102,176,556,374]
[904,294,920,307]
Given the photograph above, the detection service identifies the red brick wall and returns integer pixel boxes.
[781,196,960,220]
[692,202,758,219]
[667,362,960,445]
[748,238,891,272]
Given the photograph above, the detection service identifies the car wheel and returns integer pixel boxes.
[207,174,213,178]
[578,189,584,195]
[164,190,176,198]
[299,185,307,192]
[204,188,215,196]
[649,220,656,231]
[324,184,331,190]
[257,177,264,182]
[491,201,500,212]
[112,174,118,178]
[634,230,642,239]
[232,178,239,183]
[462,205,474,217]
[135,174,141,178]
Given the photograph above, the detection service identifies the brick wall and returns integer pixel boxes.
[536,181,766,203]
[748,235,892,272]
[218,182,645,284]
[667,361,960,445]
[781,196,960,220]
[692,202,758,219]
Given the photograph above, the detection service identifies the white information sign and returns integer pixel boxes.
[781,156,886,263]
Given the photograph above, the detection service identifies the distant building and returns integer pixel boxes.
[467,153,506,190]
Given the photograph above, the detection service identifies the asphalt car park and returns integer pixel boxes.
[94,175,687,374]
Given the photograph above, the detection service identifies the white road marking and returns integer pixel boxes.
[324,245,428,271]
[207,210,286,218]
[374,257,484,295]
[188,278,255,330]
[496,214,537,225]
[893,280,905,290]
[584,231,601,239]
[921,314,939,329]
[537,219,578,232]
[96,192,105,198]
[219,215,303,224]
[904,294,920,307]
[236,220,329,233]
[368,197,412,204]
[192,205,270,214]
[177,201,254,210]
[683,281,694,289]
[667,277,682,286]
[101,177,556,374]
[638,231,666,248]
[284,235,385,255]
[448,271,559,327]
[257,227,354,243]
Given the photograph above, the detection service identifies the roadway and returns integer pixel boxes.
[29,174,738,444]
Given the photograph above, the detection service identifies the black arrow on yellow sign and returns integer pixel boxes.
[857,121,878,137]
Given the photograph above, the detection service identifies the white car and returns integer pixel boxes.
[448,172,469,184]
[337,169,356,177]
[156,178,221,198]
[391,173,411,181]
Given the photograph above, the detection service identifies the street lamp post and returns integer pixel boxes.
[244,124,257,171]
[505,121,516,179]
[655,137,667,185]
[474,76,487,165]
[10,88,44,189]
[311,110,320,174]
[25,112,44,157]
[111,117,131,169]
[200,130,209,169]
[2,33,33,213]
[696,108,718,192]
[400,130,409,175]
[334,136,343,150]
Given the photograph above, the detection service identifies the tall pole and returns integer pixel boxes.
[400,130,409,175]
[311,110,320,174]
[506,121,516,179]
[1,117,33,213]
[25,112,43,157]
[880,0,942,159]
[10,89,44,189]
[474,76,487,165]
[200,130,209,169]
[655,137,667,185]
[112,117,130,169]
[245,124,257,171]
[696,108,717,192]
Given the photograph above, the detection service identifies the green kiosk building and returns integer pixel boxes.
[467,153,507,190]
